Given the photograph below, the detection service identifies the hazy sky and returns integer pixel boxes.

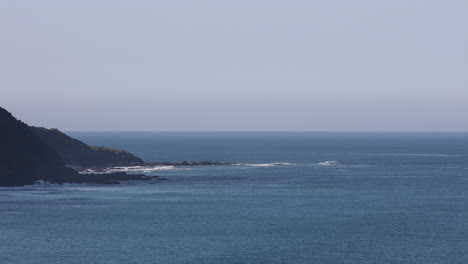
[1,0,467,131]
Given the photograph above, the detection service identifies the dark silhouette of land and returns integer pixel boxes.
[0,107,232,186]
[30,126,144,168]
[0,107,77,186]
[0,107,160,186]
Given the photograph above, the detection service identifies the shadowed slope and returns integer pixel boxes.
[29,127,144,168]
[0,107,77,186]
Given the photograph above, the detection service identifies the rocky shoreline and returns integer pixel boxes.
[0,106,233,187]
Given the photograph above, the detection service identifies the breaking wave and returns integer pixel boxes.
[238,162,296,167]
[81,166,176,174]
[314,160,372,168]
[316,160,340,166]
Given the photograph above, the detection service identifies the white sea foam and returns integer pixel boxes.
[243,163,275,167]
[35,179,50,185]
[239,162,296,167]
[105,166,176,173]
[80,169,97,174]
[314,160,373,168]
[316,160,340,166]
[79,166,176,174]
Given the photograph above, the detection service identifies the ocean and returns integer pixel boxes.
[1,132,468,263]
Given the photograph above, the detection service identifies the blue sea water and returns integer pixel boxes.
[1,132,468,264]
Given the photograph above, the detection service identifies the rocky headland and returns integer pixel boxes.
[29,127,233,170]
[0,107,232,186]
[0,107,164,186]
[0,107,77,186]
[29,126,144,168]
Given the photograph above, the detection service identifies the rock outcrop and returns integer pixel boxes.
[0,107,78,186]
[29,127,144,168]
[0,106,235,186]
[0,107,164,186]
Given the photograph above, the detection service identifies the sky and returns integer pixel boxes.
[1,0,467,131]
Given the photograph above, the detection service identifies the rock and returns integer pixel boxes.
[0,106,234,186]
[0,107,78,186]
[0,107,165,186]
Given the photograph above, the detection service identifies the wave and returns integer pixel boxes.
[81,166,176,174]
[316,160,340,166]
[314,160,373,168]
[238,162,296,167]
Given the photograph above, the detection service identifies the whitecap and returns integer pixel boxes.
[242,163,275,167]
[104,166,176,173]
[238,162,296,167]
[79,166,175,174]
[316,160,340,166]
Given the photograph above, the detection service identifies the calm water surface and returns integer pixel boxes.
[1,132,467,263]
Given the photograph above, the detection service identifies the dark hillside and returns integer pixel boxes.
[29,127,144,168]
[0,107,77,186]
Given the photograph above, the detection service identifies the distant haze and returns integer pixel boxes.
[1,1,467,131]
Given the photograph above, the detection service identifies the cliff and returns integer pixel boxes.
[29,127,144,168]
[0,107,77,186]
[0,106,227,186]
